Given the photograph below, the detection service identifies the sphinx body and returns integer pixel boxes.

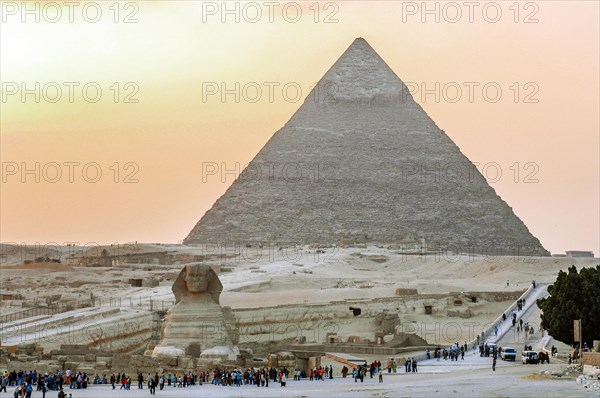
[152,264,238,359]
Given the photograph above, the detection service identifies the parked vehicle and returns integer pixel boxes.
[501,347,517,361]
[522,351,539,364]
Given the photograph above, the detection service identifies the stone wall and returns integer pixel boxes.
[583,352,600,367]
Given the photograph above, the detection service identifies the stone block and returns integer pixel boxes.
[76,364,96,374]
[84,354,96,362]
[66,355,85,363]
[60,344,89,355]
[64,362,78,371]
[47,363,63,374]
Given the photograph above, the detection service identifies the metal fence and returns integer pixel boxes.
[94,296,174,311]
[0,299,94,324]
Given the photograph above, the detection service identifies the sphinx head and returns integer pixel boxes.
[172,263,223,304]
[184,264,211,294]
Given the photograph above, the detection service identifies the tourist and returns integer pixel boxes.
[23,382,31,398]
[149,378,156,395]
[378,370,383,383]
[64,369,70,389]
[280,373,286,387]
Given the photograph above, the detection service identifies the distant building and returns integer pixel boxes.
[565,250,594,258]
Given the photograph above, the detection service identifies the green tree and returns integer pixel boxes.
[537,265,600,347]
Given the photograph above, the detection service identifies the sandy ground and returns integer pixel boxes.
[1,245,598,349]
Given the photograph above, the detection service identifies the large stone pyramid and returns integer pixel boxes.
[185,38,549,256]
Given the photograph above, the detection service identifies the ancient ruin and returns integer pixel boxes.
[1,35,597,397]
[184,38,549,256]
[152,264,238,362]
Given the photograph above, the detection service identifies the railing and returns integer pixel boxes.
[0,299,94,324]
[94,296,174,312]
[0,295,173,328]
[463,283,538,351]
[407,284,541,364]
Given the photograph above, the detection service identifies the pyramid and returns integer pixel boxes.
[185,38,549,256]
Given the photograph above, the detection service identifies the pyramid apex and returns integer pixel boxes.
[311,37,407,102]
[349,37,373,49]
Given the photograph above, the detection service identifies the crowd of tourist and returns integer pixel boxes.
[0,361,414,396]
[0,369,89,397]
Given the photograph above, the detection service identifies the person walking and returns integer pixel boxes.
[0,374,7,393]
[149,379,156,395]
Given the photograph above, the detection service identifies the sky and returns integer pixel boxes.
[1,1,599,255]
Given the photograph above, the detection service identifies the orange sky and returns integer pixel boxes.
[1,1,599,255]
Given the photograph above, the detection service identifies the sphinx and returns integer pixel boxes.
[152,263,238,359]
